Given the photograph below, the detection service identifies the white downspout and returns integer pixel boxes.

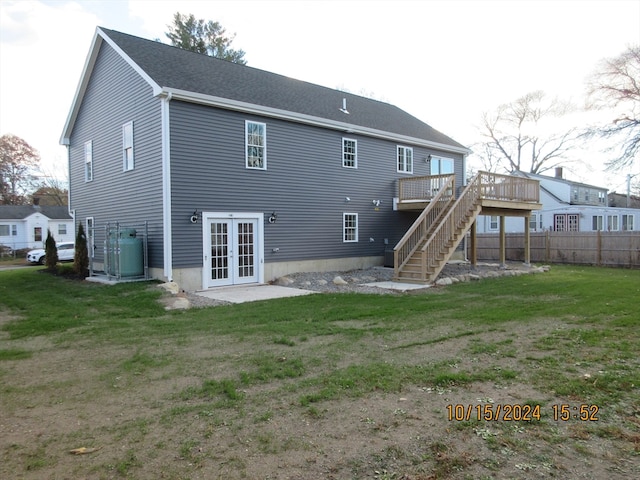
[161,93,173,281]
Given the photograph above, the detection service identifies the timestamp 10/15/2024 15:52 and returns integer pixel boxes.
[446,403,600,422]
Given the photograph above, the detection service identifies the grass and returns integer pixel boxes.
[1,265,639,479]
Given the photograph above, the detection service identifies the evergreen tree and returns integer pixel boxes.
[73,223,89,277]
[44,229,58,271]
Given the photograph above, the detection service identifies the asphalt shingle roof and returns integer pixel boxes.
[99,28,466,151]
[0,205,72,220]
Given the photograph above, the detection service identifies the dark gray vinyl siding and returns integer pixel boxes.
[68,42,164,267]
[169,101,463,268]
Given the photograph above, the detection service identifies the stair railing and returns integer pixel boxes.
[417,173,483,279]
[393,175,455,278]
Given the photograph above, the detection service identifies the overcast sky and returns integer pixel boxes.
[1,0,639,192]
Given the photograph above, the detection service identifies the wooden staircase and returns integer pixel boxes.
[394,173,484,283]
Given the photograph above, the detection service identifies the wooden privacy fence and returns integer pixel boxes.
[475,231,640,268]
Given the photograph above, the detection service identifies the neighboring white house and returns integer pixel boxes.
[0,205,74,252]
[476,169,639,234]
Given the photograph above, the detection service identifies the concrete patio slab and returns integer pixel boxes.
[363,281,431,292]
[195,284,317,304]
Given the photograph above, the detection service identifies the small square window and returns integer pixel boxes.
[58,224,67,235]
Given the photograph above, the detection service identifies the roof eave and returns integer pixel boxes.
[159,87,471,156]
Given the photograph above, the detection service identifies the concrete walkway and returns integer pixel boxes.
[194,284,317,304]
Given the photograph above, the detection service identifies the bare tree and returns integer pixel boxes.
[585,45,640,170]
[474,91,579,174]
[0,134,40,205]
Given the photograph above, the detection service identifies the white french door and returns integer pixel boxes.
[203,214,263,288]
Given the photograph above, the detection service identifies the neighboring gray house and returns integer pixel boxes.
[476,169,638,233]
[0,205,74,252]
[60,27,477,291]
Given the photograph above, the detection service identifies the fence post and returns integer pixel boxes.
[545,230,550,263]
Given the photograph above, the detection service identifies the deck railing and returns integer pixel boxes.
[398,174,454,201]
[398,171,540,204]
[476,171,539,203]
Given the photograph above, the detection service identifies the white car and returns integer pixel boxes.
[26,242,75,265]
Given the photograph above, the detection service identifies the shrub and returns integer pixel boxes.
[73,223,89,277]
[44,229,58,271]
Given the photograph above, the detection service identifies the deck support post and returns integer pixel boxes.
[499,216,506,268]
[469,219,477,266]
[523,215,531,266]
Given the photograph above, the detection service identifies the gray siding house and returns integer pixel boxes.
[61,27,470,291]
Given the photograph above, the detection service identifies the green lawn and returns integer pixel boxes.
[0,265,638,479]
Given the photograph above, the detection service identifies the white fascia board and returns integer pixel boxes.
[158,88,470,156]
[97,27,162,95]
[60,28,163,145]
[60,30,103,145]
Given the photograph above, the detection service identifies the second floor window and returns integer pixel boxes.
[397,146,413,173]
[123,122,134,171]
[342,138,357,168]
[246,121,266,169]
[84,141,93,181]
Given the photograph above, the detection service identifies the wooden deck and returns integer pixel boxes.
[394,172,542,283]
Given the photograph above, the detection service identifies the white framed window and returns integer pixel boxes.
[0,225,9,236]
[397,146,413,173]
[607,215,619,231]
[86,217,94,258]
[568,214,579,231]
[342,138,357,168]
[58,224,67,235]
[592,215,603,231]
[529,214,538,231]
[11,224,17,236]
[554,214,579,232]
[430,156,454,175]
[622,215,634,231]
[84,141,93,181]
[598,191,606,204]
[246,121,266,169]
[343,213,358,242]
[489,216,498,230]
[123,122,134,171]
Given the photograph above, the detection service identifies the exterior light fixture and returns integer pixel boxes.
[268,212,278,224]
[190,210,199,223]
